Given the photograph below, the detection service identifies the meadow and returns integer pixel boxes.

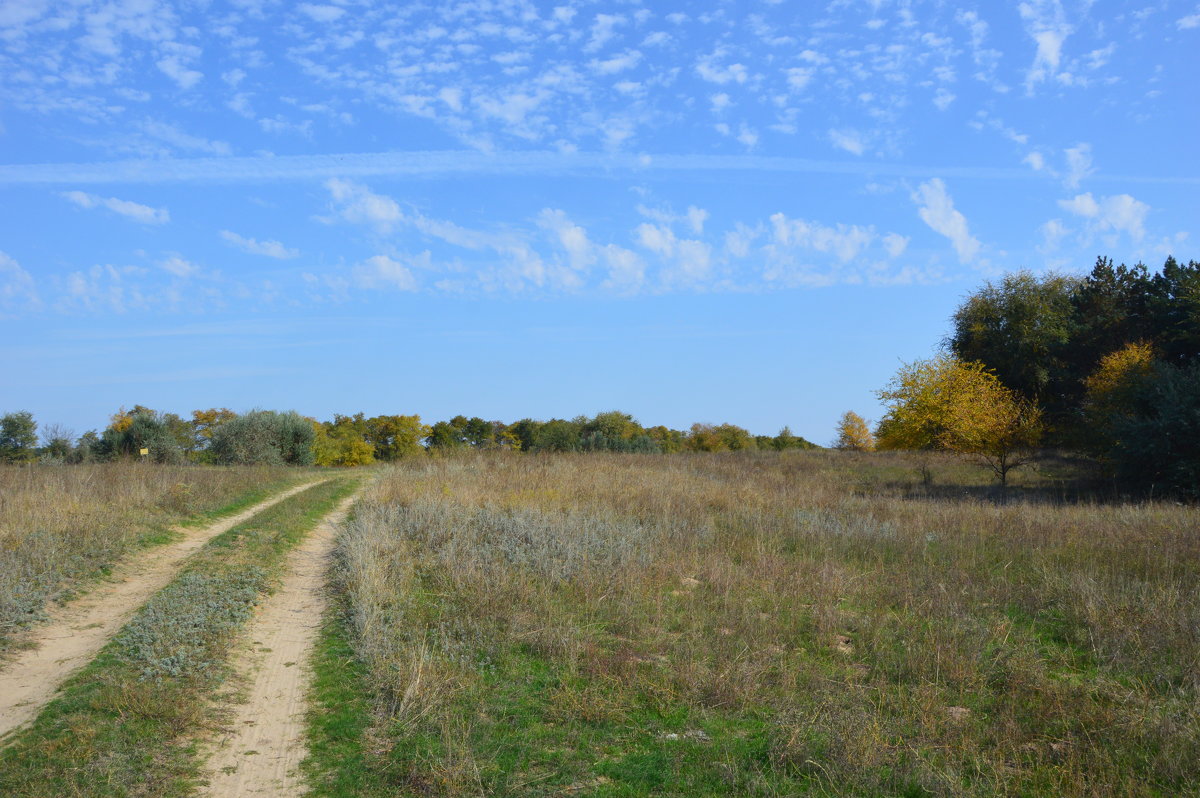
[313,451,1199,796]
[0,462,303,652]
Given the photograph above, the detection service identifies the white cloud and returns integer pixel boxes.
[1058,192,1150,240]
[1039,218,1070,253]
[352,255,420,291]
[325,179,404,232]
[1024,152,1046,171]
[220,230,299,259]
[695,49,749,84]
[913,178,981,263]
[932,88,955,110]
[0,250,39,311]
[157,57,203,90]
[139,121,232,156]
[585,13,624,53]
[299,4,345,22]
[686,206,708,235]
[589,50,641,75]
[1178,13,1200,29]
[1020,0,1073,92]
[882,233,909,258]
[159,255,200,277]
[769,213,874,262]
[538,209,596,273]
[829,128,866,156]
[63,191,169,224]
[1064,143,1094,188]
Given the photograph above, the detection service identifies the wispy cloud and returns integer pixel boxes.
[913,178,981,263]
[62,190,169,224]
[0,250,40,313]
[220,230,300,259]
[11,150,1178,188]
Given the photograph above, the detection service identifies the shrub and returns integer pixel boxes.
[209,410,315,466]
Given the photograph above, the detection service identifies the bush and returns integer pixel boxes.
[209,410,315,466]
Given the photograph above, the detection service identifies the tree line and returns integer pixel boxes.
[835,256,1199,497]
[0,407,818,467]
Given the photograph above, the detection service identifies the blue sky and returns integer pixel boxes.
[1,0,1197,445]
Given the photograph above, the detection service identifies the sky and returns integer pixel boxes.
[1,0,1198,446]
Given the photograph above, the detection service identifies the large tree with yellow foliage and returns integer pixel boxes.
[876,355,1042,486]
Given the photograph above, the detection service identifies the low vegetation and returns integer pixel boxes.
[312,452,1198,796]
[0,462,302,651]
[0,477,357,797]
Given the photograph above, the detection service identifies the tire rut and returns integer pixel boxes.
[0,479,328,743]
[199,489,358,797]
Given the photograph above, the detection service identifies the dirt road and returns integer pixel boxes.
[0,480,327,742]
[199,489,358,797]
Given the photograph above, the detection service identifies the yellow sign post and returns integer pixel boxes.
[139,448,149,456]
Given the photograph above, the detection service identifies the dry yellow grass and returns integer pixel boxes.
[329,451,1200,796]
[0,462,300,649]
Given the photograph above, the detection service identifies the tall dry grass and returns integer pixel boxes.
[335,452,1200,795]
[0,462,298,649]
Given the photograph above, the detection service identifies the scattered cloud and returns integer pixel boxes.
[913,178,981,263]
[1064,143,1094,188]
[220,230,300,259]
[0,251,39,312]
[353,254,420,291]
[325,179,404,232]
[1058,192,1150,240]
[62,191,169,224]
[829,129,866,156]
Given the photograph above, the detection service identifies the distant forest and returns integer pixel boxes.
[0,406,817,469]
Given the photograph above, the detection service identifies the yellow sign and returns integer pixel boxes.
[139,448,149,456]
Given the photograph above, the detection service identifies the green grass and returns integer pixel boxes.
[308,452,1200,797]
[0,476,358,797]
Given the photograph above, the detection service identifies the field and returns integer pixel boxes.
[0,453,1197,797]
[317,452,1200,796]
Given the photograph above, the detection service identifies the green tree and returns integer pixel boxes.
[365,414,429,460]
[948,270,1077,431]
[0,411,38,463]
[1109,361,1200,499]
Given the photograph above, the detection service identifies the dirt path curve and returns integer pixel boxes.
[0,479,328,743]
[199,488,358,797]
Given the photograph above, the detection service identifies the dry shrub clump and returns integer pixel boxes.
[0,462,295,648]
[335,452,1200,796]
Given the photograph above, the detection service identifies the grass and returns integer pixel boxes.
[311,451,1200,796]
[0,476,358,798]
[0,462,309,651]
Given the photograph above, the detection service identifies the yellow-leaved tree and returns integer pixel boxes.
[876,355,1042,486]
[834,411,875,451]
[1081,341,1157,457]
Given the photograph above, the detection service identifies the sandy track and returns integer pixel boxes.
[0,479,327,742]
[199,490,358,797]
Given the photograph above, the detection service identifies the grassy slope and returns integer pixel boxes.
[307,452,1200,797]
[0,476,357,798]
